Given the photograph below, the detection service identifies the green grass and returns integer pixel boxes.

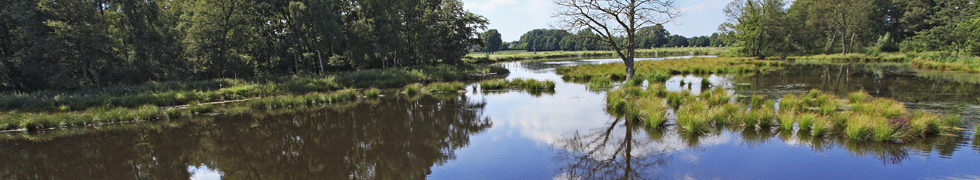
[974,123,979,136]
[588,79,614,89]
[790,53,911,63]
[465,47,730,63]
[848,90,871,103]
[610,82,962,141]
[480,78,557,91]
[647,72,672,83]
[425,82,466,93]
[557,57,780,82]
[778,111,797,130]
[0,64,506,114]
[364,88,381,98]
[798,113,818,131]
[480,79,510,90]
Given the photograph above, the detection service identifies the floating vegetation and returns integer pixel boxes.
[606,84,962,142]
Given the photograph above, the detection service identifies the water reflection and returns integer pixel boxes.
[0,95,491,179]
[552,118,670,180]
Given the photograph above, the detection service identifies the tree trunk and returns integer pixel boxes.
[317,50,325,75]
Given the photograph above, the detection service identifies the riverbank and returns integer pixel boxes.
[464,47,729,63]
[788,52,980,73]
[0,64,508,132]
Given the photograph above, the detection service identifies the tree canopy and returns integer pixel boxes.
[0,0,487,92]
[720,0,980,58]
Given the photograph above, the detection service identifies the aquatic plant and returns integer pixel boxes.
[798,113,818,131]
[779,94,802,112]
[402,83,423,95]
[365,88,381,98]
[778,111,797,130]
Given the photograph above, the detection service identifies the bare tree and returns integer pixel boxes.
[554,0,680,80]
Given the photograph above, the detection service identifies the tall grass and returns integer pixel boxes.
[0,64,506,113]
[609,82,962,141]
[479,78,557,91]
[465,47,730,63]
[557,57,780,81]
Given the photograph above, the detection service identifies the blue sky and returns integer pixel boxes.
[461,0,733,41]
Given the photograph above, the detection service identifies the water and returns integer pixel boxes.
[2,57,979,179]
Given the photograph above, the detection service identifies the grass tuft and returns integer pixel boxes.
[365,88,381,98]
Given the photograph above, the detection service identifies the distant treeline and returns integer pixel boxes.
[487,25,728,52]
[721,0,980,58]
[0,0,487,92]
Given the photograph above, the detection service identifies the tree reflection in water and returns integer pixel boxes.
[551,118,671,180]
[0,95,491,179]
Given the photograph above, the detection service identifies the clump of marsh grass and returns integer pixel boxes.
[623,77,645,86]
[974,123,979,136]
[479,79,509,90]
[779,94,802,113]
[364,88,381,98]
[647,72,672,83]
[588,78,614,89]
[426,82,466,93]
[812,117,830,137]
[402,83,423,95]
[848,90,871,103]
[778,111,797,130]
[798,113,818,131]
[480,78,556,91]
[676,100,713,133]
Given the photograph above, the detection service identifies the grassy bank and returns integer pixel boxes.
[608,84,962,141]
[0,89,366,132]
[556,57,782,82]
[790,52,980,73]
[0,64,507,113]
[465,47,729,63]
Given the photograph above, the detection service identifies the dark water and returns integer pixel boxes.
[2,57,979,179]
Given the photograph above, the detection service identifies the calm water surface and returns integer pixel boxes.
[2,57,979,179]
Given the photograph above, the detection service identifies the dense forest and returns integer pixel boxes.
[502,25,728,52]
[0,0,487,92]
[721,0,980,58]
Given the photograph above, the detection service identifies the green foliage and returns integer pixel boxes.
[0,0,489,92]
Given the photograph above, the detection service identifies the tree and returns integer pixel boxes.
[636,24,670,48]
[666,35,688,47]
[554,0,680,80]
[481,29,502,54]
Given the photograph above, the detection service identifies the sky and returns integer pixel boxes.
[460,0,734,41]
